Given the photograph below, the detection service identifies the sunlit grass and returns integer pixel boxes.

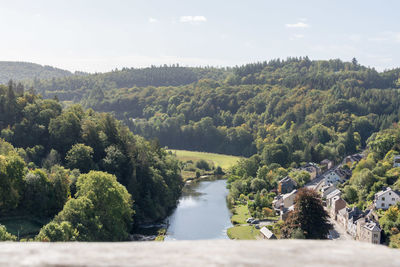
[231,204,250,225]
[168,149,242,171]
[227,225,260,240]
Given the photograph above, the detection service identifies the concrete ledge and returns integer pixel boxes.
[1,240,400,266]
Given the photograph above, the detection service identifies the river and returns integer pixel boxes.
[165,179,232,240]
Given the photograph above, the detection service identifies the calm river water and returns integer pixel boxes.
[165,179,232,240]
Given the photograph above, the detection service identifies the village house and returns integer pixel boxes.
[273,189,297,211]
[260,227,276,240]
[320,184,337,199]
[326,188,342,207]
[343,153,364,167]
[336,206,363,238]
[322,168,351,185]
[299,163,321,180]
[356,216,381,244]
[323,170,342,185]
[328,196,346,219]
[320,159,334,171]
[374,187,400,210]
[279,205,294,221]
[278,176,297,194]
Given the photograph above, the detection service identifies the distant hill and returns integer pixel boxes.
[0,61,73,84]
[27,65,231,101]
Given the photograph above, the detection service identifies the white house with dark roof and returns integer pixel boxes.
[374,187,400,210]
[323,168,350,185]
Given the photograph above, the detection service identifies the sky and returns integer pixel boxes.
[0,0,399,73]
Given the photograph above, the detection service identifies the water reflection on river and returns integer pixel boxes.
[165,179,232,240]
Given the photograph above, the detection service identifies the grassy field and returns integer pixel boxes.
[227,225,260,240]
[0,217,46,238]
[168,149,242,171]
[231,204,251,225]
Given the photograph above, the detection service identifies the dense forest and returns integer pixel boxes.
[28,65,229,102]
[0,82,183,241]
[30,58,400,162]
[0,62,74,84]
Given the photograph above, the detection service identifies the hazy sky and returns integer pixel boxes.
[0,0,399,72]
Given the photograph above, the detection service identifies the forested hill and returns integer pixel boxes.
[0,82,183,233]
[28,58,400,163]
[0,61,73,84]
[28,65,230,101]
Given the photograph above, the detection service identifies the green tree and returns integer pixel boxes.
[36,221,78,242]
[262,143,289,166]
[65,144,95,173]
[22,169,53,216]
[43,171,134,241]
[0,225,16,241]
[289,170,311,187]
[49,111,81,155]
[196,159,211,171]
[48,165,71,214]
[0,154,25,212]
[250,178,267,192]
[342,185,358,204]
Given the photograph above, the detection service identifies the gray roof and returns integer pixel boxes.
[375,187,400,198]
[279,176,297,186]
[363,222,381,232]
[326,189,341,199]
[260,227,276,239]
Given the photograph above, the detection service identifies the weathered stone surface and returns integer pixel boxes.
[0,240,399,266]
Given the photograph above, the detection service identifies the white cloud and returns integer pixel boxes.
[349,34,362,42]
[285,22,309,28]
[180,16,207,24]
[293,34,304,38]
[368,31,400,43]
[289,34,305,41]
[148,17,158,23]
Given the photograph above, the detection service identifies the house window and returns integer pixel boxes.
[382,203,385,207]
[382,197,385,201]
[392,198,395,201]
[374,234,378,238]
[389,192,391,195]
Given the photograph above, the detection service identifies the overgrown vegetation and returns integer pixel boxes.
[0,82,183,241]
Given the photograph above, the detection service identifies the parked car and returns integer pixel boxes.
[251,220,260,224]
[246,218,254,223]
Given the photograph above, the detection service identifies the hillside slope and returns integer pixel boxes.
[27,58,400,160]
[0,61,73,84]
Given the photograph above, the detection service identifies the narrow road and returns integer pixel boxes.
[328,216,353,241]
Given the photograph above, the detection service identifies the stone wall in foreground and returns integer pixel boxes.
[1,240,400,267]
